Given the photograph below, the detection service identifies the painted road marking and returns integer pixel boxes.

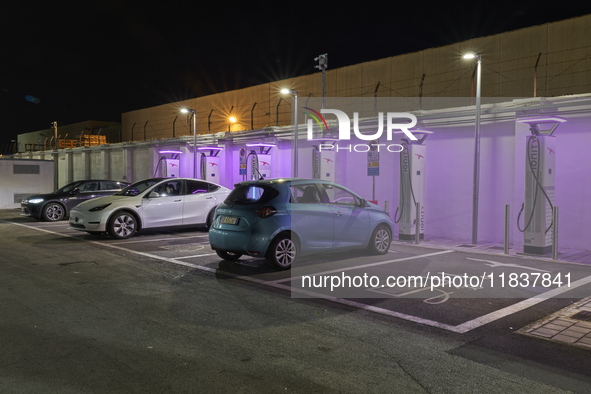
[175,253,218,259]
[466,257,550,272]
[5,219,591,334]
[285,250,455,283]
[108,235,208,244]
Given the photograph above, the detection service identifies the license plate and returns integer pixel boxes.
[221,216,238,225]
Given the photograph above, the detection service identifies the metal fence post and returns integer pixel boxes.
[504,205,510,254]
[552,206,558,260]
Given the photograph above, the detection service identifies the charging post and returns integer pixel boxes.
[197,146,223,183]
[516,116,565,255]
[393,130,432,241]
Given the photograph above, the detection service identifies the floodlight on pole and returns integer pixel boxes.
[314,53,328,109]
[463,51,482,245]
[181,107,198,178]
[281,88,299,177]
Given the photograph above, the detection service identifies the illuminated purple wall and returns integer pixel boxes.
[253,112,591,251]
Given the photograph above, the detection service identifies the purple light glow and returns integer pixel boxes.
[516,116,567,124]
[392,129,434,134]
[197,146,224,151]
[159,150,183,154]
[246,143,276,147]
[197,146,224,150]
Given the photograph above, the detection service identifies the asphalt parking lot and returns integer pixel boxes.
[3,209,591,393]
[5,210,591,335]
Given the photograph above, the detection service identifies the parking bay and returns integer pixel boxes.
[6,214,591,334]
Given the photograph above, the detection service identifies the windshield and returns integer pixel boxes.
[55,181,85,194]
[115,179,164,196]
[225,184,280,205]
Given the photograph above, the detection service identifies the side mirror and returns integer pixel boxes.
[358,198,366,207]
[69,188,79,195]
[146,191,160,199]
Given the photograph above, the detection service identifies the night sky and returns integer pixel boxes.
[2,1,590,148]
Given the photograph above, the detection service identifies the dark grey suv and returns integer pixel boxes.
[20,180,129,221]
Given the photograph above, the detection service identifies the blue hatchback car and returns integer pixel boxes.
[208,178,394,270]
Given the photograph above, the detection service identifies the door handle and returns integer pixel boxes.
[334,212,343,216]
[174,199,182,202]
[206,197,213,199]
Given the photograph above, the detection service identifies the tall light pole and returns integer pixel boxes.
[281,88,298,177]
[463,51,482,245]
[181,108,197,178]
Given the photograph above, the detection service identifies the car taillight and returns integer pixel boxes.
[255,206,277,218]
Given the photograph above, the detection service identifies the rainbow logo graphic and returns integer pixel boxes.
[303,107,329,132]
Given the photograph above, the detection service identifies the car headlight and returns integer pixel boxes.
[26,198,44,204]
[89,203,112,212]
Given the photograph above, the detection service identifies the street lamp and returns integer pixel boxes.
[463,51,482,245]
[180,107,197,178]
[281,88,298,177]
[229,116,237,132]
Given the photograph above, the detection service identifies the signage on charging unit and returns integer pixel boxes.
[367,139,379,176]
[239,148,247,175]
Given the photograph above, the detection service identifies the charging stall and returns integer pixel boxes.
[157,150,181,178]
[516,116,565,254]
[245,143,275,180]
[394,130,432,241]
[312,139,337,182]
[198,146,223,183]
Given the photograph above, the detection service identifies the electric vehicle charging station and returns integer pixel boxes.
[198,146,223,183]
[157,150,181,177]
[393,130,432,241]
[516,116,565,254]
[312,139,338,182]
[245,143,275,180]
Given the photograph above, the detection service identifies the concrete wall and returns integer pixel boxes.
[0,159,54,209]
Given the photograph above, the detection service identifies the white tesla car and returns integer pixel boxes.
[69,177,230,239]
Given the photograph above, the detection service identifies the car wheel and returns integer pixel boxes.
[266,233,297,270]
[216,250,242,261]
[368,224,391,255]
[108,212,137,239]
[42,203,65,221]
[205,208,216,230]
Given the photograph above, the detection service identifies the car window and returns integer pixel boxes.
[321,184,361,206]
[56,181,84,194]
[100,181,125,191]
[186,180,210,195]
[225,185,279,205]
[290,184,322,204]
[79,182,99,192]
[152,180,183,197]
[116,179,164,196]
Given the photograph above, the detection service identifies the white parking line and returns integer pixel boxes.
[286,250,455,282]
[108,235,207,245]
[6,219,589,333]
[175,253,218,259]
[452,274,591,333]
